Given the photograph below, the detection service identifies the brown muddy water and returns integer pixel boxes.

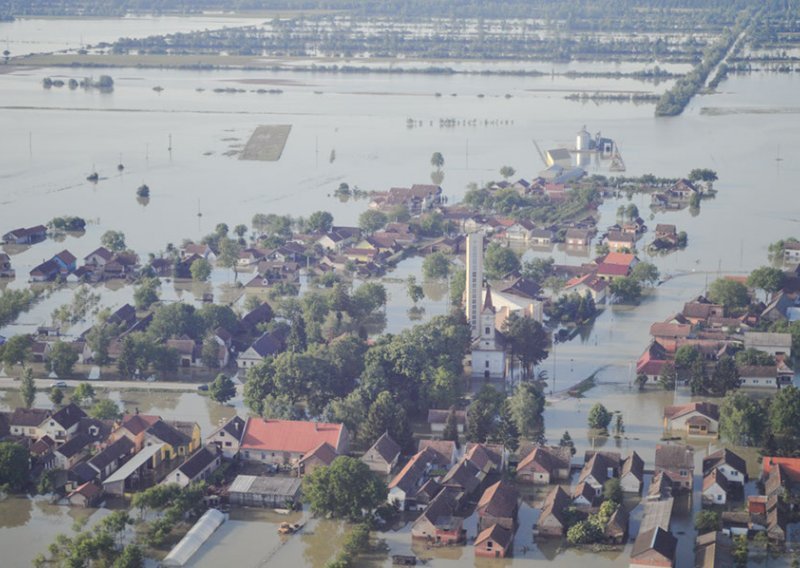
[1,14,800,568]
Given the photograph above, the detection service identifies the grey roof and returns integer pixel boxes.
[248,331,283,358]
[632,527,677,562]
[367,432,401,464]
[441,458,481,494]
[10,408,50,427]
[703,448,747,478]
[104,443,165,485]
[622,451,644,481]
[655,444,694,471]
[415,485,462,529]
[695,531,734,568]
[744,332,792,349]
[147,420,191,448]
[70,461,99,484]
[228,474,301,497]
[212,415,246,441]
[51,403,87,430]
[55,434,92,458]
[640,497,674,533]
[178,447,218,479]
[89,437,134,471]
[538,486,571,528]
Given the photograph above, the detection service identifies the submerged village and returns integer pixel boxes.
[3,1,800,568]
[2,121,800,568]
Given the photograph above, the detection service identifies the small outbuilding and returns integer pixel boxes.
[228,475,302,508]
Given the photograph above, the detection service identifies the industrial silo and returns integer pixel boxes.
[576,126,591,151]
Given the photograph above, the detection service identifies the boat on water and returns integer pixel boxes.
[278,522,305,535]
[86,172,99,182]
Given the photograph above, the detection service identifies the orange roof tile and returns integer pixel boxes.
[240,418,344,455]
[762,457,800,481]
[603,252,636,267]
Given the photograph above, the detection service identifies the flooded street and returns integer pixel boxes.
[1,14,800,568]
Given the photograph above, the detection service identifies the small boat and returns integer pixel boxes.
[86,171,99,182]
[392,555,418,566]
[278,522,305,535]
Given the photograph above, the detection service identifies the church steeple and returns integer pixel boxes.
[482,282,495,313]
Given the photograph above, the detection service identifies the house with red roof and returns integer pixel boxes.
[662,402,719,437]
[239,418,348,466]
[563,273,608,303]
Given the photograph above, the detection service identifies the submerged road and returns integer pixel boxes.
[0,376,204,393]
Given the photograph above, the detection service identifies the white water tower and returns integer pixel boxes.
[576,125,591,151]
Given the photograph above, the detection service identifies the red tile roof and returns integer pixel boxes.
[603,252,637,267]
[120,413,160,436]
[241,418,344,454]
[596,263,629,276]
[762,457,800,481]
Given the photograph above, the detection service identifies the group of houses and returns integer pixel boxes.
[637,291,796,388]
[25,299,280,376]
[0,406,361,510]
[534,448,643,543]
[0,404,208,504]
[385,436,520,557]
[21,245,141,284]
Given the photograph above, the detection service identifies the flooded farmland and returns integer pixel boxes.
[1,13,800,568]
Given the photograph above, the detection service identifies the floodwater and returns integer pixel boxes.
[1,15,800,568]
[0,15,265,57]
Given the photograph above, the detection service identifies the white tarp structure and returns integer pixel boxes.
[162,508,227,567]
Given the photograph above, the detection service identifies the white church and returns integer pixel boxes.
[466,233,507,379]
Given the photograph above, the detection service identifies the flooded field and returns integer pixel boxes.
[0,15,265,57]
[1,14,800,568]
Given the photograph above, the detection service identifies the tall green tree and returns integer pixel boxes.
[48,341,78,378]
[72,382,96,407]
[494,400,520,452]
[466,386,504,442]
[708,278,750,310]
[89,399,121,420]
[559,431,576,455]
[769,385,800,447]
[20,367,36,409]
[499,165,516,180]
[362,391,412,450]
[358,210,387,234]
[201,337,221,369]
[133,277,160,310]
[101,230,126,252]
[190,258,212,282]
[507,382,544,438]
[49,386,64,406]
[587,403,612,430]
[484,243,520,279]
[747,266,785,301]
[406,276,424,305]
[0,441,30,492]
[422,252,451,279]
[659,362,677,390]
[630,262,660,286]
[610,276,642,303]
[502,313,549,379]
[303,457,387,521]
[287,315,308,353]
[709,356,740,395]
[442,406,460,447]
[209,373,236,404]
[307,211,334,234]
[2,334,32,368]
